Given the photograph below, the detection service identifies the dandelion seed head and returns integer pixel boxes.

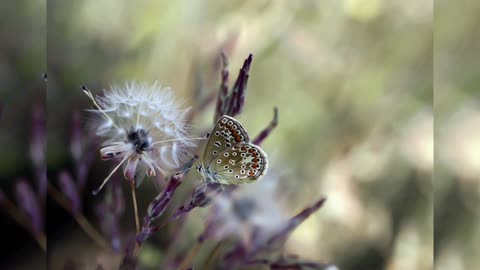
[85,81,195,192]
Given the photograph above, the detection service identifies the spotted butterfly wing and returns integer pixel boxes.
[203,115,250,166]
[211,142,268,184]
[201,115,268,184]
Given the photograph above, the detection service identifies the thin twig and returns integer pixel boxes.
[47,182,109,249]
[252,107,279,146]
[130,181,142,258]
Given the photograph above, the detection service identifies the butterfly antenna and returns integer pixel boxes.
[92,155,129,195]
[81,85,120,130]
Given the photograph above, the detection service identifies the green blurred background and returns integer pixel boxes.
[435,0,480,269]
[5,0,469,269]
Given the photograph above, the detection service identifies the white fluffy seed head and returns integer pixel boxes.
[85,81,196,190]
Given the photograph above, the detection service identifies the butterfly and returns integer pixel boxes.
[196,115,268,185]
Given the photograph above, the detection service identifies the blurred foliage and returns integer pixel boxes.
[0,0,46,269]
[435,0,480,269]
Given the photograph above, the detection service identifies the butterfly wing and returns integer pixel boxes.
[202,115,250,167]
[208,142,268,185]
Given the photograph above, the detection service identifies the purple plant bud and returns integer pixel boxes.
[253,107,279,146]
[191,182,224,207]
[58,171,81,215]
[228,54,252,117]
[214,54,253,121]
[14,179,43,234]
[147,174,183,221]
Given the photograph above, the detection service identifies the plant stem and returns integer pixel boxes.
[47,182,109,250]
[130,181,140,234]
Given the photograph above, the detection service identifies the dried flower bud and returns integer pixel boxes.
[147,174,183,221]
[215,54,253,121]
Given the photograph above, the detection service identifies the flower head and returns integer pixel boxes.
[83,82,196,194]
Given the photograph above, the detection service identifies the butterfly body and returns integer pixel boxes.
[198,115,268,185]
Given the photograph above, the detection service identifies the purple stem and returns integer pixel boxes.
[252,107,279,146]
[264,198,327,249]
